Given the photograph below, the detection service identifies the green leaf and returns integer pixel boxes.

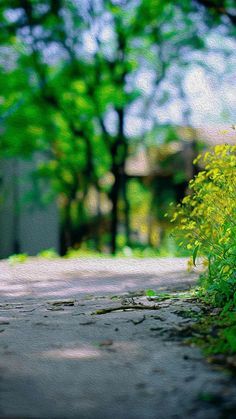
[146,289,157,297]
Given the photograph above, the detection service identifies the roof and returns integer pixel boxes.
[193,126,236,145]
[125,125,236,176]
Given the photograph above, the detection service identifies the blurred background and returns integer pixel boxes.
[0,0,235,259]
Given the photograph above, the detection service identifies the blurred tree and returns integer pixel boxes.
[0,0,233,253]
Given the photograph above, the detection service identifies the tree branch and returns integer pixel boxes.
[92,304,160,315]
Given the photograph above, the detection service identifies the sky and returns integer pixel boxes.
[83,18,236,131]
[152,31,236,128]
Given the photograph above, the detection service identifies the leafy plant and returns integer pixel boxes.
[37,248,59,259]
[170,144,236,309]
[8,253,28,265]
[146,289,157,297]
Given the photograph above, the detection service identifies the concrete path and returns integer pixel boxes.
[0,257,236,419]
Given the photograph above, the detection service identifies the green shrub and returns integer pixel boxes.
[170,144,236,309]
[37,248,59,259]
[8,253,28,264]
[64,248,106,258]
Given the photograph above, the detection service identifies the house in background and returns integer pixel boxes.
[126,125,236,182]
[124,125,236,246]
[0,125,235,258]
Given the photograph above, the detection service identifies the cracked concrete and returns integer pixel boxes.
[0,257,236,419]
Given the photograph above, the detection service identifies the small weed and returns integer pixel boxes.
[37,248,59,259]
[8,253,28,265]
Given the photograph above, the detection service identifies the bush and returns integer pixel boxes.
[37,248,59,259]
[170,144,236,309]
[8,253,28,264]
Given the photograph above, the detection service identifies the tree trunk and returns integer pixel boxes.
[122,173,131,247]
[95,186,102,252]
[59,223,67,256]
[59,199,73,256]
[110,169,120,254]
[12,158,20,254]
[109,108,128,254]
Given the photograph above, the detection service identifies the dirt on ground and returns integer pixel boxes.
[0,257,236,419]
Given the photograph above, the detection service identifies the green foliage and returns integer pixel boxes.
[170,152,236,354]
[171,143,236,311]
[188,305,236,355]
[8,253,28,265]
[64,248,107,259]
[145,289,157,297]
[224,324,236,352]
[0,0,234,254]
[37,248,59,259]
